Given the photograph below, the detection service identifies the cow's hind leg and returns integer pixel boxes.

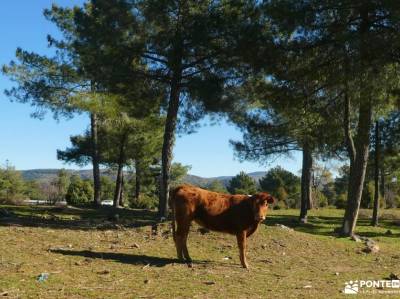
[182,229,192,264]
[175,219,191,263]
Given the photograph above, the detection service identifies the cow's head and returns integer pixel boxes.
[250,193,275,222]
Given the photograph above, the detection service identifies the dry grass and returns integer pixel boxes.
[0,205,400,298]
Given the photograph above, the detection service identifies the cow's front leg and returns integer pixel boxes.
[236,231,248,269]
[176,219,192,264]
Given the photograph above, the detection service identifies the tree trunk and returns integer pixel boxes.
[372,121,380,226]
[90,112,102,207]
[299,144,313,223]
[341,6,373,236]
[113,164,123,209]
[380,152,385,203]
[159,76,181,219]
[135,160,141,200]
[118,171,124,207]
[341,100,372,236]
[113,133,127,208]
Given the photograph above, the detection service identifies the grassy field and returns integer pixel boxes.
[0,205,400,298]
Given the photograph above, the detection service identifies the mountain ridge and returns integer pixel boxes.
[19,168,267,187]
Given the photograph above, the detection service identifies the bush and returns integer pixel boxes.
[0,197,25,205]
[24,180,43,201]
[313,189,328,208]
[0,163,27,203]
[259,167,300,207]
[335,193,347,209]
[386,194,400,208]
[205,180,228,193]
[130,194,158,209]
[361,181,374,208]
[273,200,287,210]
[65,177,93,206]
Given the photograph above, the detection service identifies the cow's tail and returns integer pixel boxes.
[169,187,177,242]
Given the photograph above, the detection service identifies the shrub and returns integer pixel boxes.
[0,163,27,203]
[130,194,158,209]
[335,193,347,209]
[259,167,300,208]
[205,180,228,193]
[273,200,287,210]
[360,181,374,208]
[65,177,93,206]
[313,189,328,208]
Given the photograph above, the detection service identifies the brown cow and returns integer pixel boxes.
[169,184,275,268]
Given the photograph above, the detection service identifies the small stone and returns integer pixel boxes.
[204,281,216,285]
[335,272,339,276]
[275,224,294,231]
[37,273,49,282]
[362,243,380,254]
[97,270,110,275]
[303,285,312,289]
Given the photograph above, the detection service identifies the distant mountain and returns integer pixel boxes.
[184,171,267,187]
[20,169,267,186]
[21,169,97,182]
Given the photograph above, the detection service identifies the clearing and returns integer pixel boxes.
[0,206,399,298]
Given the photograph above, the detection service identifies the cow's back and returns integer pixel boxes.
[170,185,253,234]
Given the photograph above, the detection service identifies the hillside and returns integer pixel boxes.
[20,169,267,186]
[21,169,97,182]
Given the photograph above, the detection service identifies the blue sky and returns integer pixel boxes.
[0,0,303,177]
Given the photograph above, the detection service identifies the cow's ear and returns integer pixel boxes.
[266,195,275,204]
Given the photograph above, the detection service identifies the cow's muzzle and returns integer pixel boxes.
[256,216,266,222]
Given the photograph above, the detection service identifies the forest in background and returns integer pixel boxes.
[2,160,400,212]
[2,0,400,237]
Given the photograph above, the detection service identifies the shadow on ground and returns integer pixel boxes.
[265,213,400,238]
[0,205,157,230]
[1,204,399,239]
[51,249,178,267]
[50,249,230,268]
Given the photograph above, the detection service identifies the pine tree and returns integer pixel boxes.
[227,171,257,195]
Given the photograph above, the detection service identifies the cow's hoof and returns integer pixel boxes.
[177,257,186,264]
[187,262,193,268]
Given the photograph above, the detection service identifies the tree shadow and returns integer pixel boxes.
[50,249,179,267]
[264,214,400,238]
[0,205,157,230]
[50,249,230,268]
